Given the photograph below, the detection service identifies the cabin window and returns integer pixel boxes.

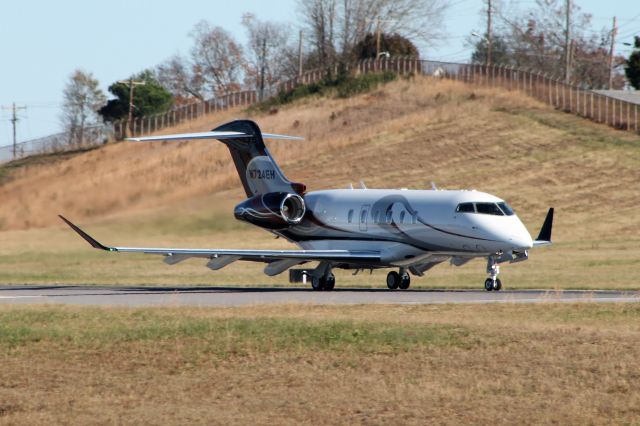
[373,211,380,223]
[400,211,406,224]
[456,203,475,213]
[497,202,515,216]
[412,213,418,224]
[476,202,504,216]
[360,209,368,224]
[348,209,354,223]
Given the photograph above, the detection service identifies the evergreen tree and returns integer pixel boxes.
[99,70,173,122]
[625,36,640,90]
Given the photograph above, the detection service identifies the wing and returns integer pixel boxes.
[59,216,380,274]
[533,208,554,247]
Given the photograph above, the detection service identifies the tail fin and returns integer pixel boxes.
[211,120,305,196]
[127,119,305,197]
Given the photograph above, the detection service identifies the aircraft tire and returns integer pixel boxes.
[311,276,325,291]
[386,271,400,290]
[493,278,502,291]
[484,278,493,291]
[324,273,335,291]
[399,273,411,290]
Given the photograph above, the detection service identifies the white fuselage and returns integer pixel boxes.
[281,189,533,266]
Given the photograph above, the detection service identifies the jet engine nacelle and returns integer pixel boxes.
[234,192,306,230]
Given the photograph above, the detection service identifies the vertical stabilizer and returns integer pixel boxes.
[212,120,305,197]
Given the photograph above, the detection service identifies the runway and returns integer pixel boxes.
[0,286,638,307]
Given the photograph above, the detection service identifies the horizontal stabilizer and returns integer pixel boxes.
[126,131,303,142]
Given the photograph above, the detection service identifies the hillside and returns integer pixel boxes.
[0,76,639,288]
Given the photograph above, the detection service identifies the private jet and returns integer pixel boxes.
[60,119,553,291]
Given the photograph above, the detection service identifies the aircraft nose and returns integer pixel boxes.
[507,232,533,250]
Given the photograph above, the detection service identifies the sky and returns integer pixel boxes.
[0,0,638,147]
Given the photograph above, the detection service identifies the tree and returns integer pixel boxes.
[156,54,205,103]
[60,69,106,146]
[297,0,448,66]
[470,34,510,65]
[190,21,245,97]
[352,32,419,60]
[241,13,293,95]
[469,0,626,89]
[98,70,173,123]
[625,36,640,89]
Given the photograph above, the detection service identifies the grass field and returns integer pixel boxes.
[1,303,639,424]
[0,76,639,288]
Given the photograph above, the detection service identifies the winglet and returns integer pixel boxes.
[534,208,554,244]
[58,215,115,251]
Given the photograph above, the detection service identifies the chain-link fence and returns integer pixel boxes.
[0,124,113,164]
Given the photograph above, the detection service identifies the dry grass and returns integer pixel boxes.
[0,76,639,288]
[1,303,639,424]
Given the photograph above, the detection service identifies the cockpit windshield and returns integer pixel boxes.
[455,201,516,216]
[476,203,504,215]
[497,202,515,216]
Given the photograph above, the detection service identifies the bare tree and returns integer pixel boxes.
[156,54,205,103]
[298,0,448,65]
[298,0,338,66]
[60,69,106,146]
[476,0,625,88]
[190,21,245,97]
[241,13,293,95]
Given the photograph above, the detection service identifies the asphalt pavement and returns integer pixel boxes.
[0,285,638,307]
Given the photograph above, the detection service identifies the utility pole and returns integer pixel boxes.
[376,17,382,59]
[118,79,145,137]
[608,16,617,90]
[564,0,571,83]
[298,30,304,78]
[1,103,27,159]
[259,38,267,102]
[486,0,493,66]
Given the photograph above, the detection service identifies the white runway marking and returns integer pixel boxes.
[0,295,44,299]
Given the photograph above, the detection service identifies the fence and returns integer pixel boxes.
[0,125,112,164]
[2,58,637,165]
[112,90,257,140]
[416,61,639,133]
[279,58,639,134]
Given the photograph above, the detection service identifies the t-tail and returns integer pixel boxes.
[127,120,308,231]
[127,119,306,197]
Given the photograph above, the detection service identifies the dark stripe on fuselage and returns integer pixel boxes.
[276,196,499,252]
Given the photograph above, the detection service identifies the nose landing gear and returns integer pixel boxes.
[484,257,502,291]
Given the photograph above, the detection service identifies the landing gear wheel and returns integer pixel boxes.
[399,273,411,290]
[386,271,400,290]
[492,278,502,291]
[311,276,325,291]
[484,278,493,291]
[324,273,335,291]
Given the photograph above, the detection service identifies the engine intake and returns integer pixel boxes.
[234,192,306,230]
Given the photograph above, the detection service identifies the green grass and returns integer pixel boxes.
[0,307,472,355]
[251,71,397,112]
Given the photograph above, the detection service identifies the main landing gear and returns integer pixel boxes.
[387,270,411,290]
[484,257,502,291]
[311,273,335,291]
